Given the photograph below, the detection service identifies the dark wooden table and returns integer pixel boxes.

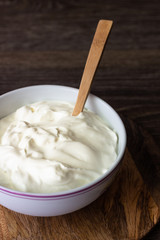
[0,0,159,239]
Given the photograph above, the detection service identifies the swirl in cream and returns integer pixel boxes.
[0,101,118,193]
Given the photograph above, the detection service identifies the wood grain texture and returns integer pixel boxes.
[0,206,9,240]
[0,149,159,240]
[0,0,159,239]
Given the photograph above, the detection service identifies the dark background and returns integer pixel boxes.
[0,0,159,239]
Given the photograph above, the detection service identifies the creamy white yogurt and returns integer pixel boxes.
[0,101,118,193]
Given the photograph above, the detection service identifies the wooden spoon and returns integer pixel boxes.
[72,20,113,116]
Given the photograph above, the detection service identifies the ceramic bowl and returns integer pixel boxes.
[0,85,126,216]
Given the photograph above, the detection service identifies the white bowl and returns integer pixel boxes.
[0,85,126,216]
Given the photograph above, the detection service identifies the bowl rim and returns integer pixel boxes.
[0,85,127,198]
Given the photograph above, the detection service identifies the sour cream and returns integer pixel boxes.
[0,101,118,193]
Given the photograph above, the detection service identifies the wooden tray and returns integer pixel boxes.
[0,148,159,240]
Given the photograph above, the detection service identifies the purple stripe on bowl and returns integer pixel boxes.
[0,159,123,200]
[0,174,110,200]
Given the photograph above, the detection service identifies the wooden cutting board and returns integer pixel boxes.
[0,148,159,240]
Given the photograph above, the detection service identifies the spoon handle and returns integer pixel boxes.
[72,20,113,116]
